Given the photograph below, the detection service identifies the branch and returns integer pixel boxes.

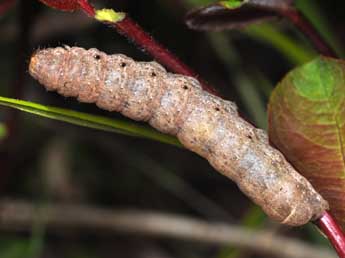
[110,16,217,95]
[75,1,218,95]
[0,200,336,258]
[77,0,94,17]
[278,8,336,58]
[315,212,345,258]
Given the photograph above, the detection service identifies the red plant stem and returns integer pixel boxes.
[278,8,337,58]
[77,0,94,17]
[111,16,218,95]
[76,0,218,95]
[315,211,345,258]
[0,0,16,16]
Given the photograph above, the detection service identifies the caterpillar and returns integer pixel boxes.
[29,46,328,226]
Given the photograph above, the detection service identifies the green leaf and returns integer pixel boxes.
[0,96,181,147]
[268,56,345,230]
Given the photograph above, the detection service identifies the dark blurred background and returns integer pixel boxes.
[0,0,344,257]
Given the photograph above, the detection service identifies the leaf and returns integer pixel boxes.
[185,0,293,31]
[0,96,181,147]
[268,56,345,230]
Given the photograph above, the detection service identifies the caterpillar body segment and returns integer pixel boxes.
[29,46,328,226]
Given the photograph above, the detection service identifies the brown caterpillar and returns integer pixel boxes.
[29,46,328,226]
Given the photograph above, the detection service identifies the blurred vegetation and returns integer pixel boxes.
[0,0,343,257]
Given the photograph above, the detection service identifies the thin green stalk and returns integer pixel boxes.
[0,96,181,147]
[295,0,345,58]
[244,23,315,65]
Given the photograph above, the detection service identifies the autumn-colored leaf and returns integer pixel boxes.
[185,0,293,31]
[268,56,345,230]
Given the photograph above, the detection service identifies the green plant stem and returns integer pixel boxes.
[244,23,315,65]
[295,0,345,57]
[0,96,181,147]
[278,8,336,58]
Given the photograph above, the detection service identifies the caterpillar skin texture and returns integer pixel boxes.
[29,47,328,226]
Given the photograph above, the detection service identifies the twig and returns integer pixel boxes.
[278,8,336,58]
[315,212,345,258]
[77,0,94,17]
[112,16,217,95]
[0,0,16,16]
[76,1,218,95]
[0,200,336,258]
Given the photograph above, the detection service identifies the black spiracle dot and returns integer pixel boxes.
[121,62,127,68]
[183,85,188,90]
[151,72,157,77]
[215,107,220,112]
[94,54,101,60]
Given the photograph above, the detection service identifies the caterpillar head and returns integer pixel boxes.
[29,46,69,91]
[29,46,109,100]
